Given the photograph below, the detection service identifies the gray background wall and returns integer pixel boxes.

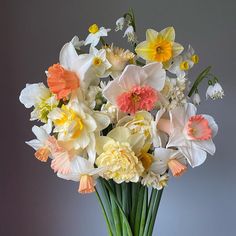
[1,0,236,235]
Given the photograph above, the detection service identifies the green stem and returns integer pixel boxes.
[139,187,148,236]
[147,189,164,236]
[122,183,129,236]
[143,189,158,236]
[130,183,140,231]
[95,188,113,236]
[134,186,145,236]
[188,66,212,97]
[103,181,133,236]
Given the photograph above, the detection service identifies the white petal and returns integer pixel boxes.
[103,80,125,105]
[203,114,218,137]
[59,42,79,70]
[25,139,42,150]
[93,112,110,131]
[32,125,49,143]
[179,146,207,167]
[19,83,50,108]
[127,133,145,155]
[118,65,147,90]
[142,62,166,91]
[192,139,216,155]
[107,127,130,143]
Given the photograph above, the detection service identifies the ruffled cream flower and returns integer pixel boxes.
[141,172,168,190]
[95,127,145,183]
[105,45,135,78]
[117,111,153,152]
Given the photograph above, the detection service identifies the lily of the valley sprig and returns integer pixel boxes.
[19,8,224,236]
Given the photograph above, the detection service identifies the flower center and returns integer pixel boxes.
[79,175,95,194]
[93,57,102,66]
[117,85,158,114]
[154,37,172,62]
[139,151,153,170]
[191,54,199,64]
[180,61,189,70]
[168,159,187,177]
[54,105,84,139]
[89,24,99,34]
[47,64,80,100]
[186,115,212,140]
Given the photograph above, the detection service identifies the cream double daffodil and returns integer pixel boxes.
[48,95,110,162]
[135,27,184,63]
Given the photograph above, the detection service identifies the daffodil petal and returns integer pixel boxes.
[172,42,184,57]
[159,26,175,41]
[146,29,158,42]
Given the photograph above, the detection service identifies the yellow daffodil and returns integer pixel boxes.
[135,27,184,63]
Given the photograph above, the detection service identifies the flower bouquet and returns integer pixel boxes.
[19,9,224,236]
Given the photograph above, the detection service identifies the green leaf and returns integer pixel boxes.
[130,183,140,231]
[103,181,133,236]
[95,188,113,236]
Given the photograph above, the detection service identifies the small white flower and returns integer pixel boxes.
[115,17,125,31]
[141,172,168,190]
[70,36,84,50]
[206,82,224,100]
[89,47,112,78]
[85,24,111,47]
[123,26,137,43]
[192,92,201,105]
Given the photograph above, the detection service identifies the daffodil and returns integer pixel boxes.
[96,127,145,183]
[103,62,166,114]
[48,95,110,162]
[135,27,184,63]
[166,103,218,167]
[141,172,168,190]
[117,111,153,152]
[19,83,58,123]
[85,24,110,47]
[183,45,199,65]
[25,123,55,162]
[57,156,105,194]
[153,148,187,177]
[105,44,135,79]
[89,47,112,78]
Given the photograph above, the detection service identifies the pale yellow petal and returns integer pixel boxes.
[172,42,184,57]
[107,127,131,143]
[96,136,113,155]
[146,29,158,42]
[127,133,145,155]
[160,27,175,41]
[135,41,155,61]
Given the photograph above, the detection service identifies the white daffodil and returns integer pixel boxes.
[48,95,110,163]
[57,156,104,194]
[141,172,168,190]
[168,55,193,78]
[153,148,187,177]
[123,25,137,43]
[115,17,125,31]
[95,127,145,183]
[206,82,224,100]
[85,24,111,47]
[103,62,166,114]
[89,47,112,78]
[19,83,58,122]
[167,103,218,167]
[183,45,199,65]
[25,123,55,162]
[192,92,201,105]
[70,36,84,50]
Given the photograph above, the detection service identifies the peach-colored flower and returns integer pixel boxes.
[47,63,80,100]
